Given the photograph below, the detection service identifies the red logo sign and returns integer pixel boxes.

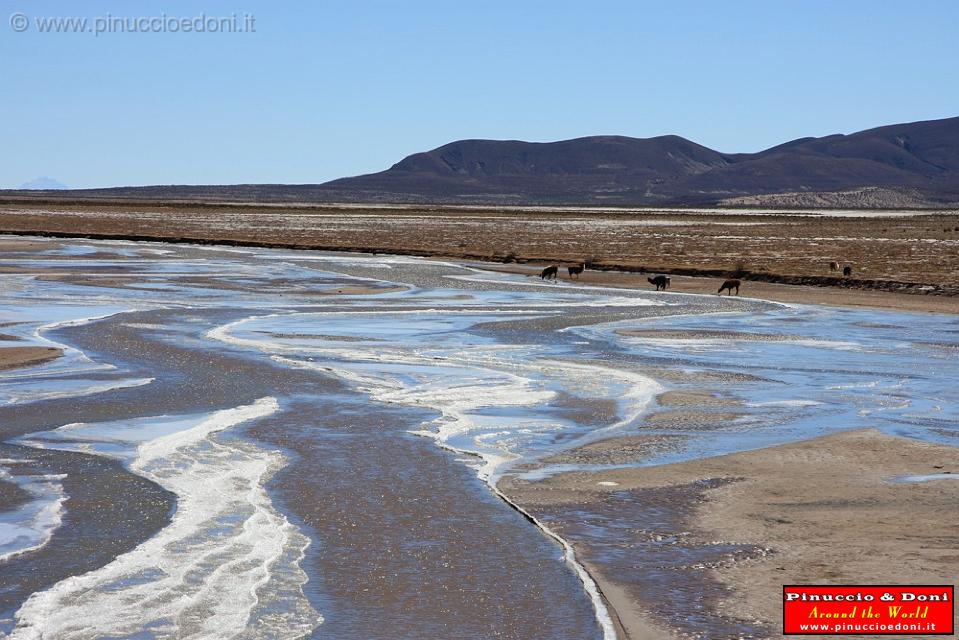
[783,585,954,635]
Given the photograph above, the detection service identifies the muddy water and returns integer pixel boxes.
[0,237,955,639]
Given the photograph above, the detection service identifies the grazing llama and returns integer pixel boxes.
[842,265,852,277]
[718,279,741,295]
[648,275,670,291]
[540,265,559,280]
[829,261,840,271]
[567,263,585,279]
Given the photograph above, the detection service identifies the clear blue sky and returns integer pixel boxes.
[2,0,957,188]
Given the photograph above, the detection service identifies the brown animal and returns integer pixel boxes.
[718,279,741,295]
[647,275,670,291]
[842,265,852,277]
[829,261,840,271]
[567,263,585,279]
[540,265,559,280]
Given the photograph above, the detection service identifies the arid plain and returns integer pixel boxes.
[1,200,958,301]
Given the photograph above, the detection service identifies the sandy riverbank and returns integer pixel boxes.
[500,429,959,639]
[0,346,62,370]
[477,263,959,314]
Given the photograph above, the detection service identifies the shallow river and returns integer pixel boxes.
[0,238,955,639]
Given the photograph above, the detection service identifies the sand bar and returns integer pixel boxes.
[501,429,959,639]
[0,346,62,370]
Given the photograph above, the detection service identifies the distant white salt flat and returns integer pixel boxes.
[3,203,956,220]
[302,203,958,217]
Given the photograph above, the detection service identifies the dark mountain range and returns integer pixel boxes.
[6,116,959,207]
[319,116,959,205]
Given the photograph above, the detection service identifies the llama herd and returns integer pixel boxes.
[830,261,854,277]
[539,264,583,280]
[539,263,741,295]
[537,260,855,296]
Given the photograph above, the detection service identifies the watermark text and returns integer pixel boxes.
[9,12,256,36]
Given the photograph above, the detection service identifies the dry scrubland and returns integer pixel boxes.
[1,201,958,296]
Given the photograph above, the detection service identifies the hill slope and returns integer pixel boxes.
[321,116,959,205]
[6,117,959,207]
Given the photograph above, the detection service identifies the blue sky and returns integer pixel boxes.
[2,1,957,188]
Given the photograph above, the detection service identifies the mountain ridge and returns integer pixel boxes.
[5,116,959,207]
[321,115,959,204]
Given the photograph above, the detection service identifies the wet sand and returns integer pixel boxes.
[0,347,62,370]
[0,239,62,253]
[0,477,31,518]
[248,398,602,640]
[500,430,959,639]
